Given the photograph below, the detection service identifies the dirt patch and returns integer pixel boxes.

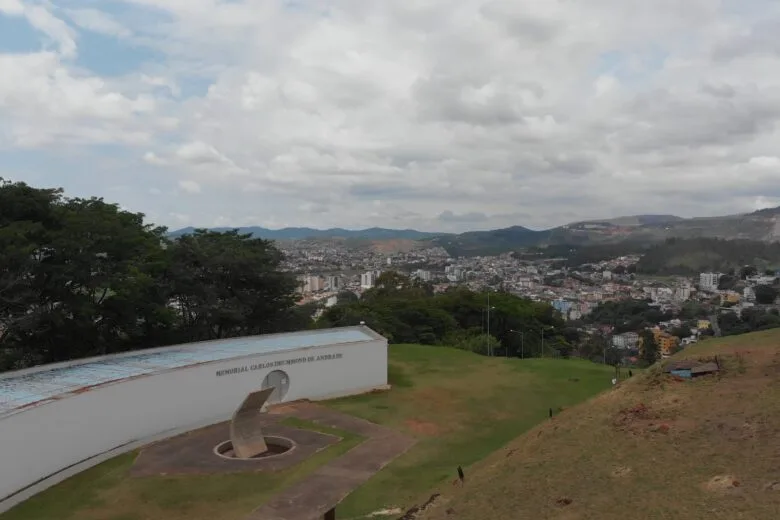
[405,419,442,436]
[764,481,780,492]
[613,403,656,433]
[703,475,741,493]
[611,466,632,478]
[398,493,441,519]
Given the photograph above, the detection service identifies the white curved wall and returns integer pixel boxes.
[0,339,387,509]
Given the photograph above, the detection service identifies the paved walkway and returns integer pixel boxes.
[245,402,416,520]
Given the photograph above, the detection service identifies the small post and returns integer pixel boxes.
[457,466,465,483]
[549,407,553,418]
[324,507,336,520]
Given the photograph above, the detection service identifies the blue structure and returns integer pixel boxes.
[551,299,573,314]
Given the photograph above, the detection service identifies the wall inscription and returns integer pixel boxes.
[216,353,343,377]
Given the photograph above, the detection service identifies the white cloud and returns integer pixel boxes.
[63,8,131,39]
[178,180,202,194]
[5,0,780,231]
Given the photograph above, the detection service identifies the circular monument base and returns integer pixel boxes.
[213,436,295,460]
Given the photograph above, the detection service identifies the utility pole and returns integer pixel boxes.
[487,290,491,356]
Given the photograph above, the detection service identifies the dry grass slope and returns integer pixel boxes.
[418,329,780,520]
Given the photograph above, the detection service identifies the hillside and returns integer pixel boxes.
[168,226,446,241]
[427,226,555,257]
[636,237,780,275]
[572,214,684,227]
[417,330,780,520]
[430,208,780,257]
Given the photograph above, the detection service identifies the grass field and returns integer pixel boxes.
[419,330,780,520]
[1,345,615,520]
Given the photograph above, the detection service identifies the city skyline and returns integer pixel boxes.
[2,1,780,233]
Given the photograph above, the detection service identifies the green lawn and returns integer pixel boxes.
[1,345,614,520]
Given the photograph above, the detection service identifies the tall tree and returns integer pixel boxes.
[168,229,298,341]
[639,330,660,367]
[0,180,64,368]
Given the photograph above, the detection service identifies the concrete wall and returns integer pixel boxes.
[0,339,387,508]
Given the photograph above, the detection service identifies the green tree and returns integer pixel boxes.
[0,180,307,372]
[639,330,660,367]
[0,187,172,366]
[168,229,298,341]
[336,290,358,304]
[740,265,758,279]
[670,324,692,339]
[754,285,778,305]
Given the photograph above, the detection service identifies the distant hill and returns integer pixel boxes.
[429,208,780,256]
[426,226,552,257]
[635,237,780,275]
[171,207,780,256]
[419,330,780,520]
[168,226,447,241]
[572,214,684,227]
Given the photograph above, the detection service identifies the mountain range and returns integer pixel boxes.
[170,206,780,256]
[167,226,442,241]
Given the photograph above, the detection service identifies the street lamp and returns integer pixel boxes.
[483,305,496,356]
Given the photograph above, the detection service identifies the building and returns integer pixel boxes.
[326,275,341,291]
[551,299,573,315]
[699,272,722,292]
[412,269,431,282]
[360,271,376,289]
[674,285,692,302]
[0,326,388,512]
[651,327,680,357]
[612,332,639,350]
[298,275,324,294]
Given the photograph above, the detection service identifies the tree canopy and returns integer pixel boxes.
[316,272,568,357]
[0,179,300,371]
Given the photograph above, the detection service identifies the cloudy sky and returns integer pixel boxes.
[2,0,780,232]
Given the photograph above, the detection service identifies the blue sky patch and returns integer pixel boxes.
[0,12,44,53]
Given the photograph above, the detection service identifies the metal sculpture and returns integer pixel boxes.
[230,387,275,458]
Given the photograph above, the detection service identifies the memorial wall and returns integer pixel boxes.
[0,332,387,511]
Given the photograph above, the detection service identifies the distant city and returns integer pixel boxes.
[282,239,780,362]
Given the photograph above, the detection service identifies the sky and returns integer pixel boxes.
[2,1,780,233]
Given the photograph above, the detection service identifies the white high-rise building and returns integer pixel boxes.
[361,271,376,289]
[412,269,431,282]
[326,276,341,291]
[699,272,722,292]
